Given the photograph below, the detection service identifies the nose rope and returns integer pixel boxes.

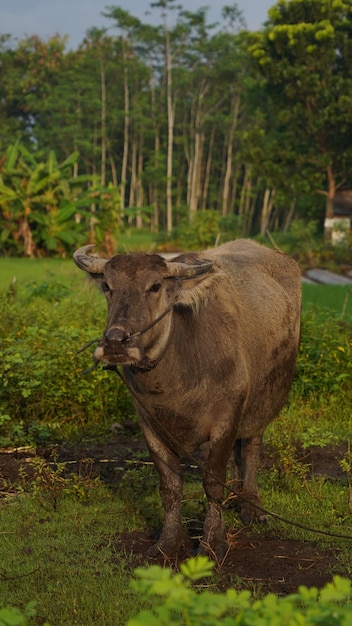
[77,304,174,374]
[124,304,174,341]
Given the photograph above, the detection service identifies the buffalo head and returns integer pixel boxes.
[73,245,214,371]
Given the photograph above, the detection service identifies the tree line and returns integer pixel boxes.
[1,0,352,256]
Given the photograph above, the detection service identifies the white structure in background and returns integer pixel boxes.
[325,191,352,245]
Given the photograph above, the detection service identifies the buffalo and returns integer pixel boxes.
[73,239,301,560]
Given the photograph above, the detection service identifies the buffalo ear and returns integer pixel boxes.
[167,257,217,311]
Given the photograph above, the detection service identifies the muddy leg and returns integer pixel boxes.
[199,444,230,561]
[141,422,185,557]
[233,435,267,524]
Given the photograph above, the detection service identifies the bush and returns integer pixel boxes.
[127,556,352,625]
[176,210,221,249]
[263,220,352,270]
[0,284,134,445]
[294,310,352,396]
[0,602,50,626]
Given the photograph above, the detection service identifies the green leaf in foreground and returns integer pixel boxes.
[127,557,352,626]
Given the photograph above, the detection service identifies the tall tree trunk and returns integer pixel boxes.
[109,148,118,188]
[201,126,215,211]
[283,200,296,233]
[153,131,160,232]
[120,39,130,215]
[239,165,253,234]
[150,70,160,232]
[324,163,336,240]
[260,187,276,236]
[189,110,205,215]
[100,58,107,186]
[165,25,174,233]
[136,132,144,229]
[246,190,258,236]
[89,129,98,243]
[222,95,240,216]
[129,133,138,222]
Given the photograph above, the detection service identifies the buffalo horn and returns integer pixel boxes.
[165,258,213,278]
[73,245,108,274]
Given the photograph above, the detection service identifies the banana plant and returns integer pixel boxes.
[0,142,118,256]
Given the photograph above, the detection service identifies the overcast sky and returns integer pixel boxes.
[1,0,274,48]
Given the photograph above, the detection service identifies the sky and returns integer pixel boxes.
[1,0,274,49]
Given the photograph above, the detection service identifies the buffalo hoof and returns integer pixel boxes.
[198,538,228,563]
[147,541,178,559]
[146,531,191,559]
[240,496,268,526]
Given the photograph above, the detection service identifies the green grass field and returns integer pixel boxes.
[302,282,352,317]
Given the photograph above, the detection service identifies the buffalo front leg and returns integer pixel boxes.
[233,435,267,524]
[140,421,185,558]
[199,443,231,562]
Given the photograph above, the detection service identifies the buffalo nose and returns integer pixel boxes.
[105,326,129,345]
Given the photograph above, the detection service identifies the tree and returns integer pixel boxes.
[246,0,352,235]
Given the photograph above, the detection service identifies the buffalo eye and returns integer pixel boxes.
[148,282,162,294]
[101,280,111,294]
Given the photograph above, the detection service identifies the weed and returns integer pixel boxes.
[264,414,310,486]
[300,427,339,449]
[28,457,68,511]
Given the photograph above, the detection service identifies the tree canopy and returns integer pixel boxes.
[0,0,352,256]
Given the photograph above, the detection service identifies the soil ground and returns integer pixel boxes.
[0,437,348,595]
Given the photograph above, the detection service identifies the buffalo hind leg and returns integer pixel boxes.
[233,435,267,524]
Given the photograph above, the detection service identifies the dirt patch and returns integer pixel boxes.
[0,438,348,595]
[115,528,339,595]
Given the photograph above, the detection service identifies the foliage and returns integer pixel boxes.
[0,277,134,445]
[128,556,352,625]
[176,210,221,249]
[246,0,352,218]
[263,220,352,270]
[0,141,120,257]
[2,1,352,239]
[175,211,248,250]
[294,310,352,396]
[0,602,49,626]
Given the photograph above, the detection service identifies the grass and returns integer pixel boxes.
[0,487,147,625]
[1,454,352,624]
[302,282,352,318]
[0,257,77,295]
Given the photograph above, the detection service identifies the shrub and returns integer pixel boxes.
[0,285,134,445]
[0,602,50,626]
[127,556,352,626]
[294,310,352,396]
[176,210,221,250]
